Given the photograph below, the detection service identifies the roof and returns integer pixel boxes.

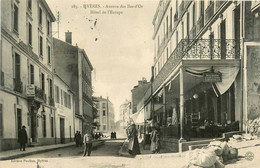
[41,0,56,22]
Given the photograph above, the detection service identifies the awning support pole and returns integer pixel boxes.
[179,67,184,141]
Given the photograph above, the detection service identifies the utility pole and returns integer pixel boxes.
[56,11,61,38]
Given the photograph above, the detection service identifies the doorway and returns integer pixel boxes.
[60,118,65,144]
[30,106,37,142]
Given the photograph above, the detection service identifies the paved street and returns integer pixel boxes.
[20,139,125,158]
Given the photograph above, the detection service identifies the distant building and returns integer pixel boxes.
[0,0,55,150]
[53,32,93,135]
[119,100,131,128]
[95,97,115,133]
[131,78,150,114]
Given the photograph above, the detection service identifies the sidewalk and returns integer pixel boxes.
[0,140,105,161]
[118,139,185,159]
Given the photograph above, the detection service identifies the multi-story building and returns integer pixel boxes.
[131,78,150,114]
[119,99,131,128]
[1,0,55,150]
[143,0,260,152]
[54,74,75,144]
[53,32,93,135]
[95,96,115,133]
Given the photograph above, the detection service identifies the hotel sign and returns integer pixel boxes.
[203,72,222,82]
[26,84,35,96]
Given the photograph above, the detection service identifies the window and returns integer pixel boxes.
[103,125,106,130]
[200,1,204,16]
[0,104,2,136]
[28,23,32,46]
[14,53,20,80]
[14,4,19,32]
[43,114,46,137]
[30,64,34,84]
[28,0,32,11]
[39,8,42,25]
[47,20,50,35]
[64,92,67,107]
[17,109,22,131]
[55,86,60,103]
[50,116,54,137]
[39,36,43,56]
[49,79,53,98]
[68,94,71,109]
[103,110,106,116]
[170,8,172,28]
[47,46,51,64]
[41,73,45,91]
[60,89,63,105]
[102,103,106,108]
[192,3,195,27]
[187,12,190,37]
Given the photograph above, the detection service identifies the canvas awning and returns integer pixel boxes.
[130,110,144,125]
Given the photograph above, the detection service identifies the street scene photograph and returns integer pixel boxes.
[0,0,260,167]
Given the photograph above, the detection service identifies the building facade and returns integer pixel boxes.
[1,0,56,150]
[143,0,260,152]
[119,99,131,128]
[54,74,75,144]
[53,33,94,135]
[95,97,115,133]
[131,78,150,114]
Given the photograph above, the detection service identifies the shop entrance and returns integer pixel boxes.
[60,118,65,143]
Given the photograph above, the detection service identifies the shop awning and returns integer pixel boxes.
[130,110,144,125]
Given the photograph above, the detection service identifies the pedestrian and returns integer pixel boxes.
[74,131,79,146]
[78,131,82,146]
[126,119,140,155]
[111,132,113,139]
[150,124,160,154]
[18,125,28,151]
[82,128,94,157]
[114,131,117,139]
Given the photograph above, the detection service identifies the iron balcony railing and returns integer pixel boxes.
[184,39,241,59]
[152,39,241,92]
[35,86,47,102]
[205,2,214,24]
[14,78,23,93]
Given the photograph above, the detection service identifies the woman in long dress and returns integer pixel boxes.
[127,122,141,155]
[150,126,160,153]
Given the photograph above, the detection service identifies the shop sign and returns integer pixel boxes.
[26,84,35,96]
[203,72,222,82]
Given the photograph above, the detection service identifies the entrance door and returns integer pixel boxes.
[17,109,22,131]
[60,118,65,143]
[30,106,37,142]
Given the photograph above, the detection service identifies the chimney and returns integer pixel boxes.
[65,31,72,44]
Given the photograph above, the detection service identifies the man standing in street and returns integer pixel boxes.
[18,125,28,151]
[82,128,94,157]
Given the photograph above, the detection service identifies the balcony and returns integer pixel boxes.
[35,86,46,101]
[196,15,204,33]
[83,92,93,105]
[189,26,196,39]
[185,39,241,60]
[82,71,91,86]
[1,71,4,86]
[205,2,214,24]
[152,39,241,92]
[14,78,23,93]
[49,97,54,106]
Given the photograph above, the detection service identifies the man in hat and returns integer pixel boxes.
[18,125,28,151]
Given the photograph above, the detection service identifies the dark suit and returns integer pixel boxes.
[18,128,28,151]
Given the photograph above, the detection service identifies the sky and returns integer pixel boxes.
[46,0,158,121]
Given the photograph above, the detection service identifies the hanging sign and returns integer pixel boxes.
[26,84,35,96]
[203,72,222,82]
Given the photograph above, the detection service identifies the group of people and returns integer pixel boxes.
[94,132,104,140]
[110,131,117,139]
[126,120,161,155]
[74,131,83,147]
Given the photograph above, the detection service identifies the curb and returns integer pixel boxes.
[0,140,105,161]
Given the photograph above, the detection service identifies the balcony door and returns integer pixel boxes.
[220,20,226,59]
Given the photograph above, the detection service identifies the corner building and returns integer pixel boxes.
[145,0,260,152]
[1,0,56,150]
